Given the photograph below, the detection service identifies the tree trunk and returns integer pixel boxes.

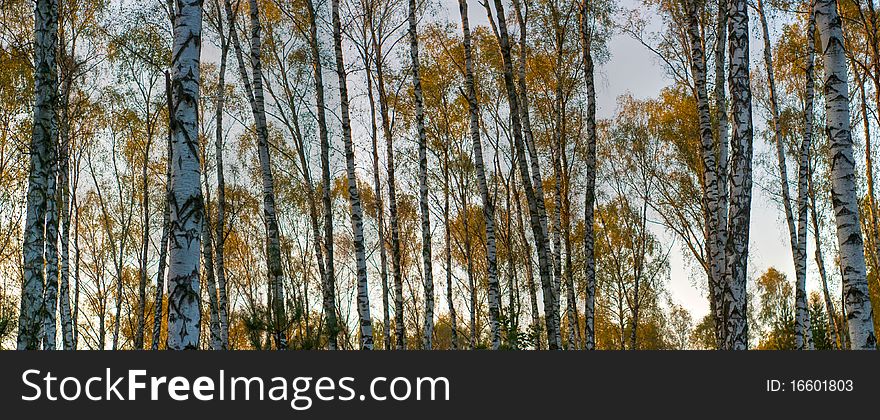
[366,8,405,351]
[332,0,374,349]
[796,2,817,350]
[166,0,203,350]
[458,0,500,350]
[815,0,877,349]
[212,0,231,349]
[135,108,154,351]
[443,137,458,350]
[487,0,560,350]
[408,0,436,350]
[723,0,754,350]
[42,129,59,351]
[152,71,174,350]
[18,0,59,351]
[579,0,597,351]
[511,0,560,348]
[305,0,338,351]
[809,173,842,349]
[515,173,541,350]
[201,201,222,350]
[58,89,73,350]
[225,0,288,348]
[685,0,727,349]
[361,34,390,350]
[712,0,730,348]
[756,0,812,350]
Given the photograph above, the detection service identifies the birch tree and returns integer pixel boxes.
[18,0,59,351]
[357,16,390,349]
[485,0,561,350]
[814,0,877,350]
[408,0,436,350]
[304,0,339,350]
[579,0,598,350]
[366,0,405,350]
[458,0,500,349]
[210,0,230,349]
[754,0,812,350]
[333,0,374,349]
[152,71,174,350]
[224,0,288,349]
[723,0,755,350]
[166,0,203,350]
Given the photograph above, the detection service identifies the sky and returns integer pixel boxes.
[191,0,816,323]
[431,0,812,321]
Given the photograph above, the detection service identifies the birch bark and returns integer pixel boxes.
[579,0,597,350]
[756,0,812,350]
[166,0,203,350]
[486,0,561,349]
[685,0,727,349]
[362,39,390,350]
[458,0,501,350]
[332,0,374,349]
[723,0,754,350]
[305,0,339,351]
[18,0,59,351]
[408,0,436,349]
[367,9,405,350]
[225,0,288,348]
[152,71,174,350]
[214,1,230,349]
[815,0,877,349]
[511,0,560,348]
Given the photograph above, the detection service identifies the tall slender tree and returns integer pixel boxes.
[166,0,204,350]
[225,0,288,349]
[333,0,374,349]
[18,0,59,351]
[458,0,500,349]
[305,0,339,351]
[724,0,755,350]
[579,0,598,350]
[814,0,877,350]
[755,0,812,350]
[408,0,436,350]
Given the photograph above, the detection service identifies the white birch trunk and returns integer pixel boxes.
[225,0,288,348]
[58,102,73,350]
[19,0,59,350]
[488,0,561,350]
[443,140,458,349]
[213,4,230,349]
[305,0,339,351]
[756,0,812,350]
[201,211,222,350]
[809,174,842,349]
[511,0,561,348]
[332,0,373,349]
[458,0,500,350]
[723,0,754,350]
[152,71,174,350]
[685,0,728,349]
[711,0,730,347]
[42,139,59,350]
[408,0,436,350]
[166,0,203,350]
[579,0,597,350]
[815,0,877,349]
[363,46,390,350]
[367,14,405,350]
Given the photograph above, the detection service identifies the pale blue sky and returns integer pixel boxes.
[432,0,813,321]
